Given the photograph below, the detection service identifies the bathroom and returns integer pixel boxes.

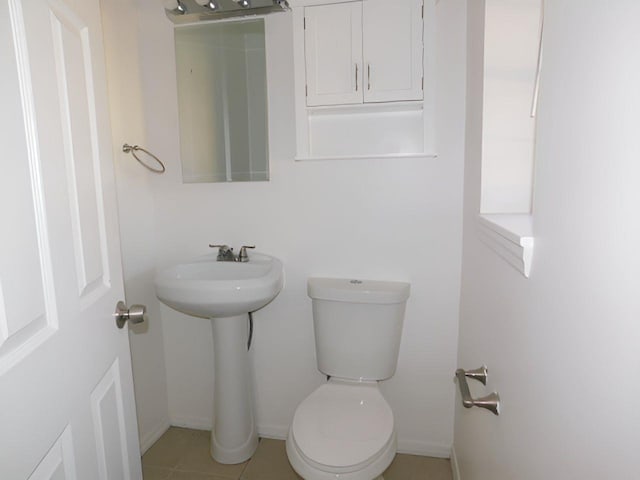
[1,0,639,479]
[108,0,465,474]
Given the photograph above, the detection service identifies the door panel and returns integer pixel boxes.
[28,427,77,480]
[0,0,58,376]
[0,0,142,478]
[304,2,363,106]
[91,360,132,480]
[49,1,111,302]
[363,0,424,102]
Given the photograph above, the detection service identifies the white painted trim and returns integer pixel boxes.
[295,153,438,162]
[451,445,461,480]
[256,424,290,440]
[168,417,290,441]
[169,414,212,431]
[139,419,171,455]
[477,214,534,278]
[257,426,453,459]
[396,439,451,458]
[306,100,424,116]
[166,419,289,442]
[164,417,451,460]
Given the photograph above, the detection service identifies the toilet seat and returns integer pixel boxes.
[289,380,395,475]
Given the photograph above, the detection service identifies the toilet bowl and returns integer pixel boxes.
[286,278,410,480]
[286,379,396,480]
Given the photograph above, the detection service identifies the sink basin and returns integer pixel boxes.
[155,252,284,318]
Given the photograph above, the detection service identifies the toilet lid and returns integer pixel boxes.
[291,381,394,470]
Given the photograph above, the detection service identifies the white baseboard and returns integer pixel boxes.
[396,439,451,459]
[169,414,212,431]
[169,416,290,440]
[139,419,172,455]
[256,424,452,460]
[165,416,452,462]
[257,423,289,440]
[451,445,461,480]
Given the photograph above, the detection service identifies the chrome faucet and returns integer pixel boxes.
[209,244,255,262]
[209,244,235,261]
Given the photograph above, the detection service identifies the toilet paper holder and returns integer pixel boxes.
[455,365,501,416]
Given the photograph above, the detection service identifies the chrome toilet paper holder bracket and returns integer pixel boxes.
[455,365,501,416]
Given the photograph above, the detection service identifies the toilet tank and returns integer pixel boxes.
[308,278,410,381]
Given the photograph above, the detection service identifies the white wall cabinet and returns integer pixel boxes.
[304,2,363,106]
[304,0,424,107]
[292,0,434,160]
[362,0,424,102]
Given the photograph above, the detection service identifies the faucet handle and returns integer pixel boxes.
[209,244,233,261]
[238,245,255,262]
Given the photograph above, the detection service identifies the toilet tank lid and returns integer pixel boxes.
[308,278,410,304]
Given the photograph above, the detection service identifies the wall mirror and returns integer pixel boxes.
[175,19,269,183]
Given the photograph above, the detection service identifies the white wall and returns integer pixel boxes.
[128,0,467,456]
[455,1,640,478]
[100,0,170,452]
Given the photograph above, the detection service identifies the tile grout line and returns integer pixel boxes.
[236,438,257,480]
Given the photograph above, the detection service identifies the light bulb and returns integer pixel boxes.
[164,0,186,13]
[196,0,219,9]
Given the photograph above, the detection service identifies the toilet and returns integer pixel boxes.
[286,277,410,480]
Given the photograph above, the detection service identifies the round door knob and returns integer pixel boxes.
[114,301,147,329]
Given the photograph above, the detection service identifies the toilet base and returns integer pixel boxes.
[286,429,396,480]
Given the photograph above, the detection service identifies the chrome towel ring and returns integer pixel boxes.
[122,143,166,173]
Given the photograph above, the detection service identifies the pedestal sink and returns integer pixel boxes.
[155,252,284,464]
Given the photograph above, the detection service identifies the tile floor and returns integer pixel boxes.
[142,427,452,480]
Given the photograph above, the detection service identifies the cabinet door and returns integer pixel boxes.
[363,0,424,102]
[304,2,363,106]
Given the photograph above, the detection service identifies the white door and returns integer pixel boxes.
[0,0,142,479]
[304,2,363,107]
[363,0,424,103]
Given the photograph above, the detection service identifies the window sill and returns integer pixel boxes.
[477,214,534,278]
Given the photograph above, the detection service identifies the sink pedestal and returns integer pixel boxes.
[210,314,258,464]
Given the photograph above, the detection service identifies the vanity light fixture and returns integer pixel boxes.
[195,0,220,10]
[164,0,186,14]
[164,0,288,24]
